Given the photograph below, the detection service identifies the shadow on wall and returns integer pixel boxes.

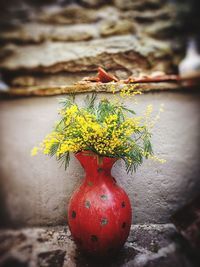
[0,177,11,228]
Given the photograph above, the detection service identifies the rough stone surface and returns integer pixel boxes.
[172,195,200,252]
[0,35,174,73]
[0,224,197,267]
[0,23,98,43]
[99,19,135,37]
[9,72,95,88]
[113,0,165,10]
[0,91,200,226]
[0,0,188,90]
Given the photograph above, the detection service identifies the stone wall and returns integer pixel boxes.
[0,0,188,92]
[0,91,200,227]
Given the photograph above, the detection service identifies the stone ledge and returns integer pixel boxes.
[0,81,187,97]
[0,224,196,267]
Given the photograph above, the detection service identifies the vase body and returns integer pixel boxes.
[68,151,132,257]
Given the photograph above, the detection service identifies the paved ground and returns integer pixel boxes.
[0,224,198,267]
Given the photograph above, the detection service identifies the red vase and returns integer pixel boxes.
[68,151,132,257]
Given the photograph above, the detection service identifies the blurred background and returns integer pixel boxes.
[0,0,200,89]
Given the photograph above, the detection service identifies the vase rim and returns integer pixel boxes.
[75,150,119,160]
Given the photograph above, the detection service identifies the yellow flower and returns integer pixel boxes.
[148,154,166,164]
[120,84,142,98]
[32,94,164,173]
[65,105,78,116]
[31,146,39,156]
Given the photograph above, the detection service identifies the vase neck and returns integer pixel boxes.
[75,151,118,180]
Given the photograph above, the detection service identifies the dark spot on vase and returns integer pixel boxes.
[121,201,126,208]
[112,177,117,183]
[122,222,126,228]
[97,168,103,173]
[91,235,98,242]
[101,218,108,225]
[85,200,91,209]
[87,181,93,186]
[72,210,76,218]
[100,194,108,200]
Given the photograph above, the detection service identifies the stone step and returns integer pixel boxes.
[0,224,197,267]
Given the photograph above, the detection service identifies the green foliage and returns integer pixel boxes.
[33,93,159,173]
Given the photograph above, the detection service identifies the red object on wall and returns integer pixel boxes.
[68,151,132,257]
[97,67,119,83]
